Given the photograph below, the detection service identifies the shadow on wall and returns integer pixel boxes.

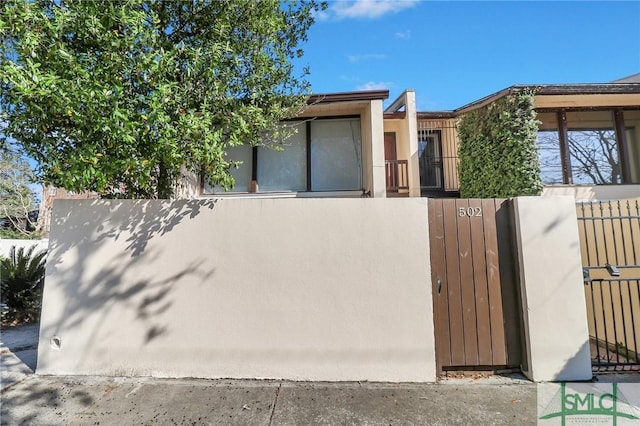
[39,199,218,368]
[495,200,525,370]
[524,206,582,315]
[554,340,593,382]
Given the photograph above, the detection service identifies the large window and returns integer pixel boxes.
[310,119,362,191]
[203,117,362,194]
[624,110,640,183]
[257,123,307,191]
[536,112,564,184]
[536,109,639,185]
[204,145,253,193]
[566,111,619,184]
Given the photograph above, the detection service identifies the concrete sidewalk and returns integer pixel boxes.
[2,323,634,425]
[0,324,640,425]
[1,375,537,425]
[0,323,538,425]
[1,323,39,391]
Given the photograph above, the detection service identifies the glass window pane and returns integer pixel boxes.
[566,111,619,184]
[311,118,362,191]
[257,123,307,191]
[623,110,640,183]
[203,145,252,193]
[536,112,564,184]
[418,130,443,189]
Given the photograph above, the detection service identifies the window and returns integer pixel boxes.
[536,112,564,184]
[257,123,307,191]
[536,109,639,185]
[566,111,619,184]
[203,117,363,194]
[624,110,640,183]
[417,130,443,190]
[203,145,252,193]
[310,119,362,191]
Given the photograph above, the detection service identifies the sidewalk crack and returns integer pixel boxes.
[0,375,32,393]
[268,382,282,426]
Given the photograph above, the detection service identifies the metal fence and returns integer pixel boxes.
[577,199,640,371]
[417,119,460,192]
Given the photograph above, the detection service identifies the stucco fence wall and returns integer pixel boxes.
[37,197,592,382]
[37,198,437,382]
[0,239,49,259]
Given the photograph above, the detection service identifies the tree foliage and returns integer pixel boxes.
[0,0,323,198]
[0,146,38,237]
[457,90,543,198]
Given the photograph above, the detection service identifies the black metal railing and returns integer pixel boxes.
[578,199,640,372]
[418,156,460,192]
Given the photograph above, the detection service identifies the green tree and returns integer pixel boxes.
[0,146,38,237]
[0,0,323,198]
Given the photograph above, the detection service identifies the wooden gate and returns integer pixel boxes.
[577,199,640,372]
[428,198,522,373]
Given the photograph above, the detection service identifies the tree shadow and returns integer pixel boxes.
[0,323,40,371]
[38,199,218,371]
[0,379,97,425]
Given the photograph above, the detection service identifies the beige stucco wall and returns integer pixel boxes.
[542,184,640,201]
[512,196,592,382]
[37,198,436,382]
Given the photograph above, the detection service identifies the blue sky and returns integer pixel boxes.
[296,0,640,111]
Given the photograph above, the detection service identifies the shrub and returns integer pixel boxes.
[0,245,47,324]
[457,90,543,198]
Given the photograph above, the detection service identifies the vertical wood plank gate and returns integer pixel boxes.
[428,198,522,373]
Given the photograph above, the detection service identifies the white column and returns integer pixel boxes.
[404,91,421,197]
[368,99,387,198]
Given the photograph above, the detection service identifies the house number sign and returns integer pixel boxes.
[458,207,482,217]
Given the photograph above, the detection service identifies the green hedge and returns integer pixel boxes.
[457,90,543,198]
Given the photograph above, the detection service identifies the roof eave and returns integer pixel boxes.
[416,111,456,119]
[435,83,640,116]
[308,90,390,105]
[383,111,407,120]
[531,83,640,95]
